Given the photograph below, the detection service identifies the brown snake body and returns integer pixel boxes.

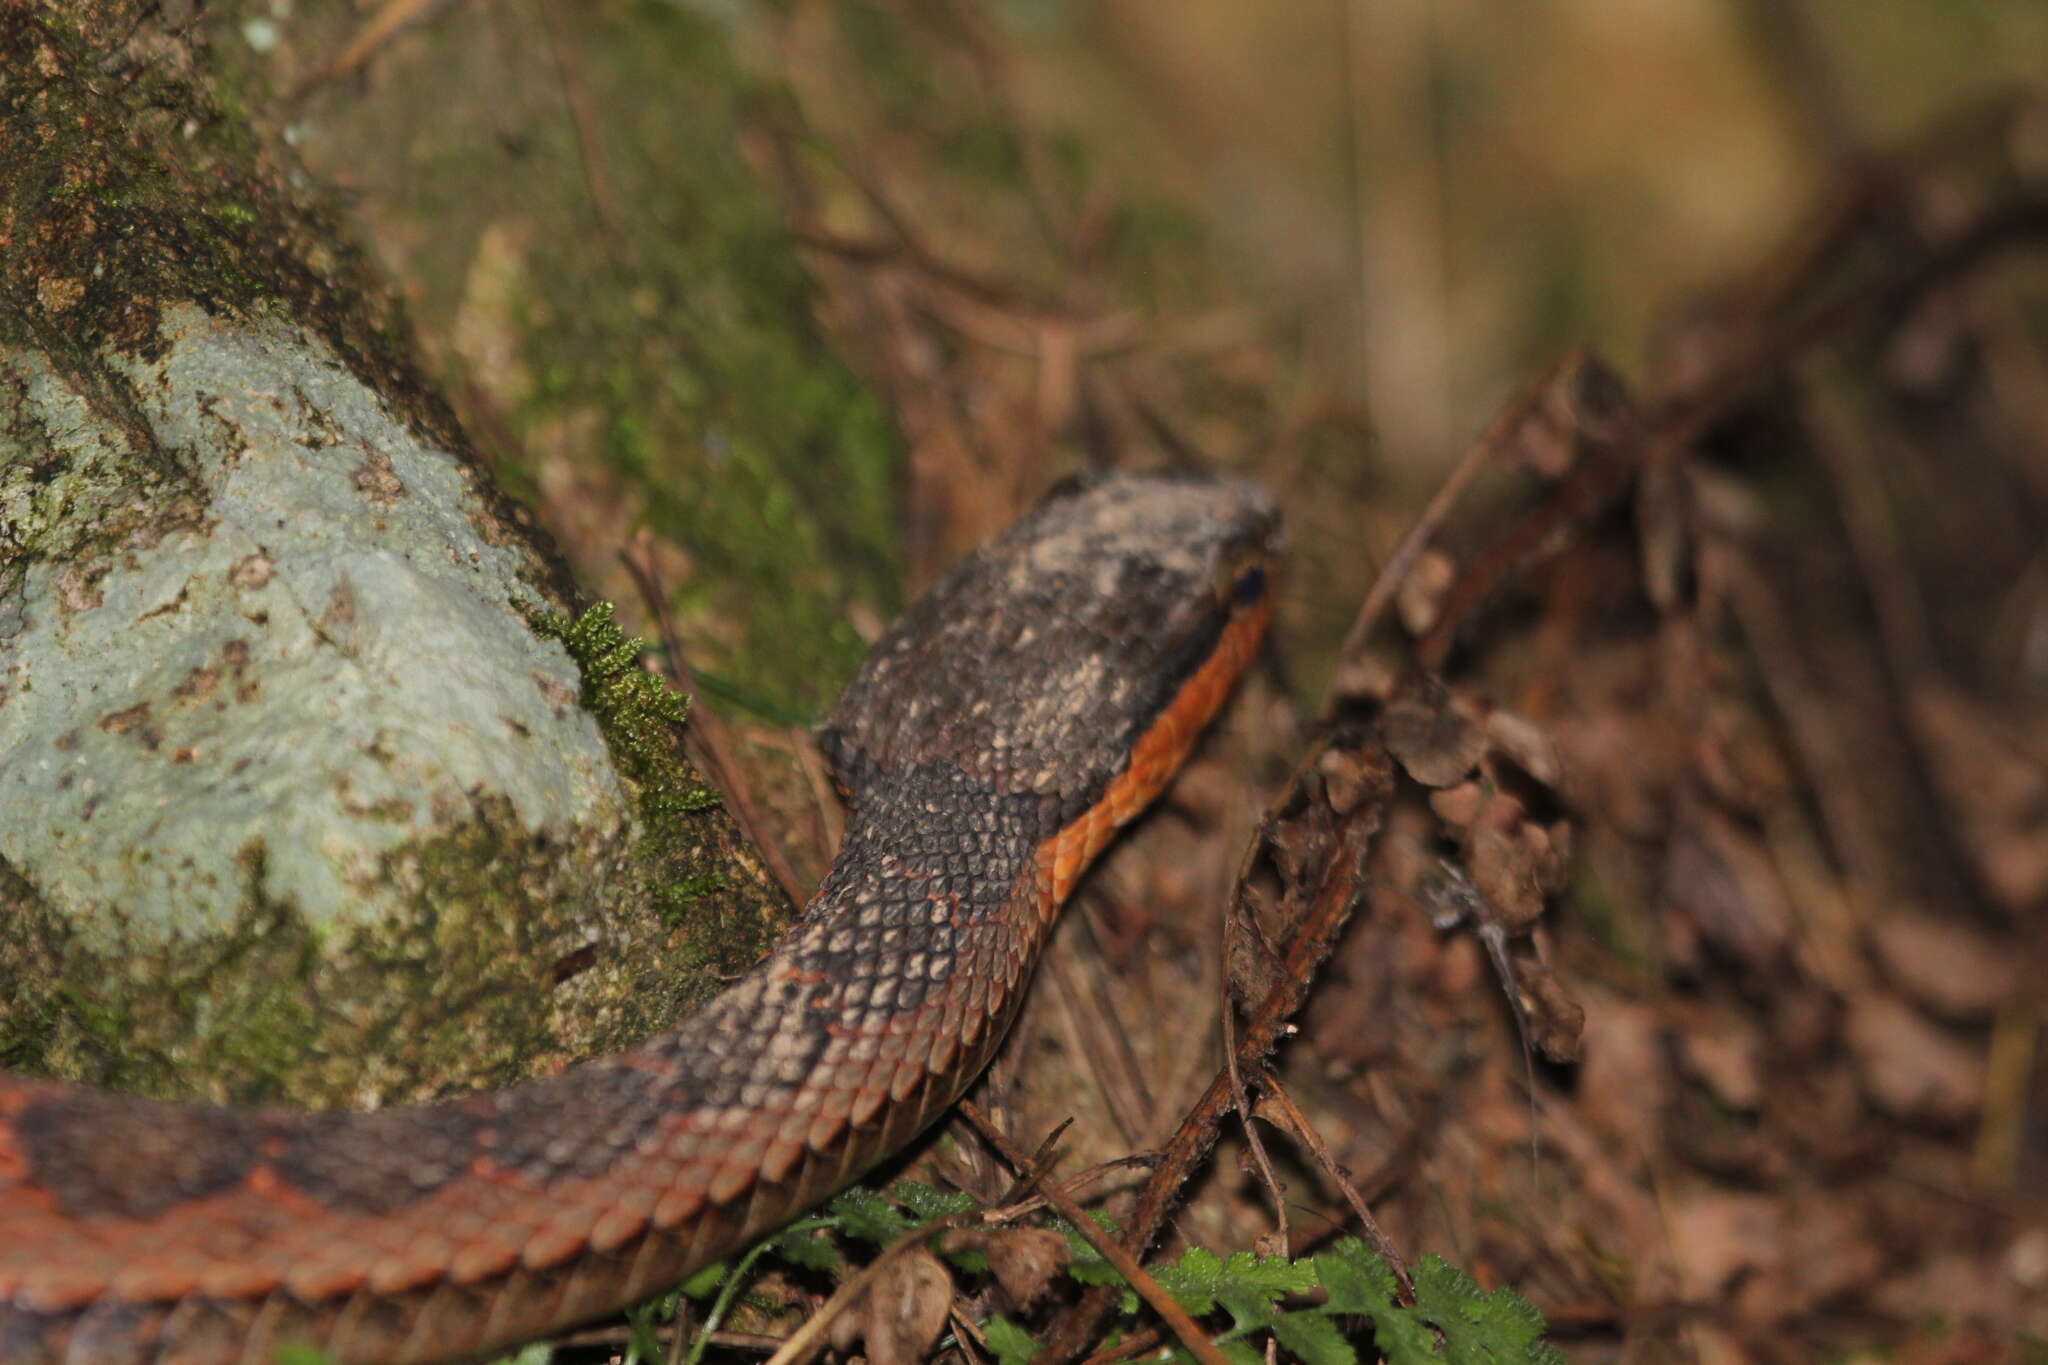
[0,473,1276,1364]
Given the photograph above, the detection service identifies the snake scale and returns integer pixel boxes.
[0,472,1277,1365]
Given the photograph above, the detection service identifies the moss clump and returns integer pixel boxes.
[526,600,721,819]
[525,601,783,999]
[655,872,731,926]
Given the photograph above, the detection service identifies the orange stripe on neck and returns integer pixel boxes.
[1035,594,1271,911]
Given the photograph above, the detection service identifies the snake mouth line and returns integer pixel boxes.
[1040,582,1273,911]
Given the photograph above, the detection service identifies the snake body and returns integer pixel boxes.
[0,473,1276,1365]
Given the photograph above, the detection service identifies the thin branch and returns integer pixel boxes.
[1326,350,1619,703]
[1259,1074,1411,1297]
[1416,185,2048,670]
[537,0,626,248]
[288,0,459,99]
[758,1218,970,1365]
[1221,969,1290,1255]
[758,1117,1070,1365]
[960,1104,1235,1365]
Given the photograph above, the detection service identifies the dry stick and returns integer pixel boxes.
[1412,389,1644,675]
[618,542,812,913]
[1073,905,1166,1126]
[1449,175,2048,675]
[1220,967,1290,1256]
[1078,1327,1168,1365]
[1799,381,2012,924]
[983,1154,1164,1224]
[758,1211,982,1365]
[1326,357,1546,687]
[928,0,1082,257]
[1728,94,2037,326]
[1037,765,1386,1363]
[288,0,453,99]
[951,1306,992,1365]
[1044,953,1153,1150]
[1733,0,1872,170]
[1258,1074,1409,1287]
[548,1325,788,1356]
[664,1294,695,1365]
[959,1103,1236,1365]
[537,0,626,247]
[740,721,846,862]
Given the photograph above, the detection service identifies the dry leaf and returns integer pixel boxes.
[1429,780,1485,827]
[944,1227,1071,1306]
[1906,685,2048,912]
[1669,1190,1782,1301]
[1502,349,1635,479]
[1384,675,1486,787]
[1636,449,1694,613]
[1868,906,2017,1021]
[1318,743,1391,816]
[1470,808,1546,929]
[1661,806,1792,968]
[1520,955,1586,1061]
[1843,994,1986,1127]
[1396,547,1457,636]
[832,1246,955,1365]
[1577,994,1671,1156]
[1677,1012,1764,1111]
[1484,708,1566,789]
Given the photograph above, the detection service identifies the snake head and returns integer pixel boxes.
[820,471,1277,821]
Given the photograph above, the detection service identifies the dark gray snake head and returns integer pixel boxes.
[820,471,1277,820]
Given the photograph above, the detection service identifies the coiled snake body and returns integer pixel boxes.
[0,473,1275,1365]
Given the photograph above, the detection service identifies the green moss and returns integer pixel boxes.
[208,200,258,231]
[655,872,731,927]
[0,4,799,1107]
[494,2,900,721]
[0,788,734,1106]
[0,584,783,1106]
[524,599,787,1048]
[526,600,721,819]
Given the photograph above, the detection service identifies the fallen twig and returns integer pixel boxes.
[961,1104,1236,1365]
[1221,1001,1290,1256]
[1258,1074,1409,1290]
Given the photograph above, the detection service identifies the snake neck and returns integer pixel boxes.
[631,758,1058,1122]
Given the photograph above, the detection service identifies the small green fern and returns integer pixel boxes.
[980,1235,1564,1365]
[637,1181,1567,1365]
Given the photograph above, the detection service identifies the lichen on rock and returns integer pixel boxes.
[0,283,789,1108]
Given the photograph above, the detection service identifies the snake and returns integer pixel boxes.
[0,472,1277,1365]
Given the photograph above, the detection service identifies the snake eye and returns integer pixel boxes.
[1214,555,1267,609]
[1231,565,1267,607]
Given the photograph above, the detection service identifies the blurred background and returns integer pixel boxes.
[1020,0,2045,462]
